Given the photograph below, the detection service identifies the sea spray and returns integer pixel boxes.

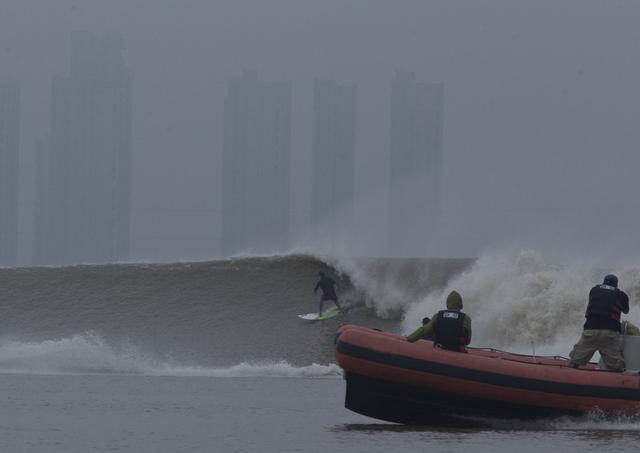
[402,250,640,354]
[0,333,342,377]
[0,333,150,375]
[322,253,470,318]
[459,410,640,431]
[321,248,640,355]
[147,361,342,378]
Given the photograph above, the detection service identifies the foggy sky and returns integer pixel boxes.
[2,0,640,264]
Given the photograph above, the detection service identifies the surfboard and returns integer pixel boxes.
[298,306,340,321]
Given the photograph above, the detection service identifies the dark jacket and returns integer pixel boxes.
[584,284,629,332]
[314,276,337,301]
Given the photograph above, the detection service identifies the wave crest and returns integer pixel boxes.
[0,333,341,377]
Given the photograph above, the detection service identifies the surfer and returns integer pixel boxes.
[406,290,471,352]
[568,274,629,371]
[314,271,343,316]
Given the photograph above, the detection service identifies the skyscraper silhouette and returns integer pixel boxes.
[40,32,133,264]
[222,70,292,256]
[311,79,356,230]
[389,72,443,257]
[0,81,20,265]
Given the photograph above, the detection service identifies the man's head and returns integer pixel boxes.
[446,290,463,310]
[319,271,325,278]
[603,274,619,288]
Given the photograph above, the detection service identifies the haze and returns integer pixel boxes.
[1,0,639,265]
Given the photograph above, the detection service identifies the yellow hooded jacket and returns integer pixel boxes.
[406,291,472,344]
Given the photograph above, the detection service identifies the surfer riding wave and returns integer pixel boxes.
[314,271,343,316]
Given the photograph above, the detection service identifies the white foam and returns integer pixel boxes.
[296,248,435,318]
[403,250,640,354]
[147,361,342,378]
[0,333,149,375]
[309,248,640,355]
[0,333,341,378]
[477,410,640,431]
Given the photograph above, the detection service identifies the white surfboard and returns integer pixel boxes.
[298,306,340,321]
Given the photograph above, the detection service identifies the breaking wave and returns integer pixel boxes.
[0,333,341,377]
[1,249,637,369]
[320,249,640,355]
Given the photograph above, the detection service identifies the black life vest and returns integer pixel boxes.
[434,310,467,352]
[585,284,626,331]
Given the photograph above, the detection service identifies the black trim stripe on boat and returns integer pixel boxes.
[345,372,582,421]
[336,339,640,401]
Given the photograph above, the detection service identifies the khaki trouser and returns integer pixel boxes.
[568,329,625,371]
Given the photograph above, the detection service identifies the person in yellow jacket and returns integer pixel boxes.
[406,290,472,352]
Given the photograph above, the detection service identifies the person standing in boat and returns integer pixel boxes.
[406,290,472,352]
[568,274,629,371]
[314,271,343,317]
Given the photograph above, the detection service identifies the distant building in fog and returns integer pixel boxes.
[222,70,292,256]
[389,72,443,257]
[33,136,49,264]
[0,81,20,265]
[38,31,133,264]
[311,79,356,228]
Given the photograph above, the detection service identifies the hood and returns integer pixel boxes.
[446,290,463,310]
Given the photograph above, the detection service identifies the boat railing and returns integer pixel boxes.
[470,346,572,362]
[471,347,612,369]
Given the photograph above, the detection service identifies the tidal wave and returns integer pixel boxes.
[1,249,636,365]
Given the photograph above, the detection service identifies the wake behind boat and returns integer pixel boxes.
[334,324,640,425]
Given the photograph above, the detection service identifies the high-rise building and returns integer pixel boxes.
[33,136,49,264]
[40,31,133,264]
[222,70,292,256]
[389,72,444,257]
[0,81,20,265]
[311,79,356,229]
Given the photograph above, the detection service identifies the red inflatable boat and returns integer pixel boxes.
[334,324,640,424]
